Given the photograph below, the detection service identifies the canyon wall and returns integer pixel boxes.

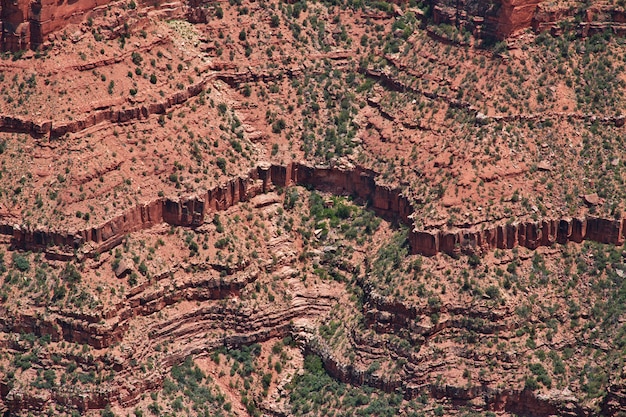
[5,169,268,256]
[2,161,624,415]
[0,71,273,139]
[1,0,183,51]
[0,162,624,258]
[4,0,626,52]
[410,216,625,256]
[289,163,413,224]
[1,0,115,51]
[430,0,544,39]
[304,332,583,415]
[497,0,544,36]
[432,0,626,39]
[532,4,626,37]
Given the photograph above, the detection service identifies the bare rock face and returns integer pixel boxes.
[2,0,187,50]
[537,160,552,171]
[1,0,120,51]
[1,162,624,258]
[162,197,205,227]
[497,0,544,36]
[433,0,626,39]
[586,216,624,245]
[432,0,543,38]
[408,214,625,256]
[409,231,439,256]
[0,115,51,137]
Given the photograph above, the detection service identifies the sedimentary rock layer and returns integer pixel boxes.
[1,162,623,257]
[410,216,625,256]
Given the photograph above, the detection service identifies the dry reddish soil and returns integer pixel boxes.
[1,0,626,416]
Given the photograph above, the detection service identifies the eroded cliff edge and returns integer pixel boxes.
[2,161,623,259]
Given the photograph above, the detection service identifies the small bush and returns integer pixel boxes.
[270,14,280,28]
[13,253,30,272]
[272,119,286,134]
[216,157,227,173]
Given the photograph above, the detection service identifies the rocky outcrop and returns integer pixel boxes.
[1,0,118,51]
[3,170,267,255]
[410,216,625,257]
[290,163,413,223]
[532,4,626,37]
[497,0,544,36]
[303,332,586,415]
[0,0,172,52]
[429,0,626,39]
[0,262,261,351]
[429,0,541,38]
[363,286,512,337]
[0,77,206,138]
[603,380,626,416]
[49,79,208,139]
[1,162,624,258]
[0,115,51,137]
[0,66,332,140]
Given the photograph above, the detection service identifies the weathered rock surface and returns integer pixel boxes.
[2,161,623,415]
[5,0,626,55]
[2,162,624,258]
[1,0,121,51]
[410,216,625,256]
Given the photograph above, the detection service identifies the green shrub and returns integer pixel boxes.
[131,52,142,66]
[272,119,286,134]
[12,253,30,272]
[61,263,82,284]
[216,157,227,173]
[270,14,280,28]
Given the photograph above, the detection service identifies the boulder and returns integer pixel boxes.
[114,259,134,278]
[582,193,603,206]
[537,160,552,171]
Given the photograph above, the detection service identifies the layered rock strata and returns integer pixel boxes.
[2,284,338,411]
[410,216,625,256]
[302,321,585,416]
[1,162,624,258]
[1,0,184,51]
[2,162,624,416]
[0,67,335,139]
[1,0,118,51]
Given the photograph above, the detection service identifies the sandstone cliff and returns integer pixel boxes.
[2,162,624,259]
[410,216,625,256]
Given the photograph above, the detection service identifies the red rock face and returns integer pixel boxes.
[1,162,624,258]
[290,163,412,223]
[1,0,115,50]
[433,0,626,39]
[497,0,543,36]
[429,0,545,38]
[409,216,625,256]
[0,0,553,52]
[4,0,626,54]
